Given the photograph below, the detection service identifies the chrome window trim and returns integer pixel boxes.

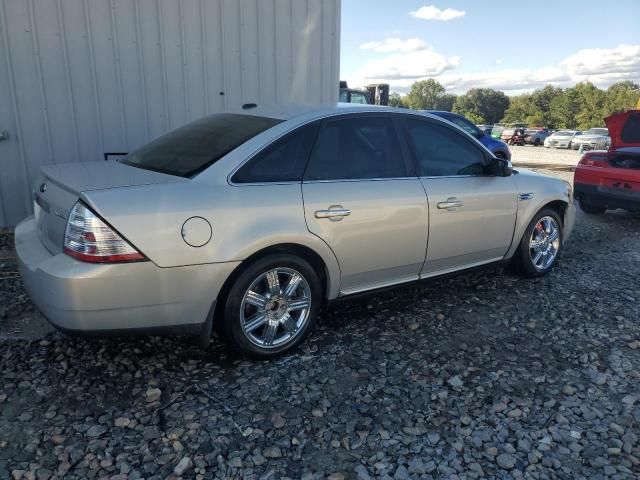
[302,177,418,184]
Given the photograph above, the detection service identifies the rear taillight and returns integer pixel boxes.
[578,154,608,168]
[63,202,146,263]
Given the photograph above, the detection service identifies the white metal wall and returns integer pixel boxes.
[0,0,341,227]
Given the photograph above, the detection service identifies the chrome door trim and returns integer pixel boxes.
[303,177,417,184]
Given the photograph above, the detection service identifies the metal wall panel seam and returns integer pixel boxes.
[0,0,30,219]
[133,0,150,141]
[199,0,209,113]
[156,0,170,130]
[178,0,190,120]
[82,0,105,159]
[218,0,227,111]
[237,0,245,106]
[108,0,128,147]
[56,0,81,162]
[27,0,55,164]
[254,0,261,105]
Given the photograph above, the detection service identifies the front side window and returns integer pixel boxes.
[232,123,318,183]
[339,90,349,102]
[120,114,282,177]
[305,116,406,181]
[404,118,488,177]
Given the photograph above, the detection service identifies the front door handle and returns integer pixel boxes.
[315,205,351,220]
[437,197,464,209]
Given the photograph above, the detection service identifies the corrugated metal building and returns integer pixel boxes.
[0,0,341,227]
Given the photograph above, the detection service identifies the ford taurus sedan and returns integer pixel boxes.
[16,104,575,358]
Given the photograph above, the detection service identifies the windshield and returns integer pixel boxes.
[553,130,573,137]
[585,128,609,136]
[120,114,282,177]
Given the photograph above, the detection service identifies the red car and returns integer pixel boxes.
[574,110,640,214]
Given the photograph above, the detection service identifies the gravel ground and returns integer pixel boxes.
[1,161,640,479]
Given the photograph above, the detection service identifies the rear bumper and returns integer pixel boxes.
[574,183,640,210]
[15,217,239,335]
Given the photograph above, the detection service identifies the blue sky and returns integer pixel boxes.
[340,0,640,94]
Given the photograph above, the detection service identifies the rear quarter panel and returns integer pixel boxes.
[82,179,342,298]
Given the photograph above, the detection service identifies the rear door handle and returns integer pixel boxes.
[315,206,351,220]
[437,197,464,209]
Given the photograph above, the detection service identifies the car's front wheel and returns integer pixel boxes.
[513,209,563,277]
[221,254,321,358]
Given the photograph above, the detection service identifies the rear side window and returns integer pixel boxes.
[304,116,406,181]
[232,123,318,183]
[621,113,640,143]
[120,113,282,177]
[404,118,488,177]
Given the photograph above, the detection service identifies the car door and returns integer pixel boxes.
[401,115,518,276]
[302,114,429,295]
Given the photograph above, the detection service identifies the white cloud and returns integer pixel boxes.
[360,37,427,53]
[347,44,640,95]
[351,49,460,87]
[495,59,503,65]
[410,5,466,21]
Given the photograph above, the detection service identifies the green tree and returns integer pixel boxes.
[549,87,581,129]
[604,81,640,115]
[405,79,455,110]
[388,92,408,108]
[530,85,564,127]
[452,88,509,124]
[501,94,538,124]
[573,82,607,130]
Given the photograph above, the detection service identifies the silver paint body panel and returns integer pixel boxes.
[15,105,576,334]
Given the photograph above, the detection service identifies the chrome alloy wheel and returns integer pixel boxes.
[529,216,560,271]
[240,268,312,348]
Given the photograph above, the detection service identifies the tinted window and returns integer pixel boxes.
[305,116,406,180]
[120,114,282,177]
[232,123,318,183]
[436,112,480,137]
[404,119,488,177]
[339,90,349,102]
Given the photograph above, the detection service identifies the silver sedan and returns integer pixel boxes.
[16,104,575,358]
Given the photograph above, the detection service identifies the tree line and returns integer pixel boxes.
[388,79,640,130]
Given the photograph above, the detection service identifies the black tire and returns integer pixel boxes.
[578,196,606,215]
[221,253,321,359]
[512,208,563,277]
[567,141,572,149]
[534,138,540,146]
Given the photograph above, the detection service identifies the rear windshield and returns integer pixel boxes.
[120,113,282,177]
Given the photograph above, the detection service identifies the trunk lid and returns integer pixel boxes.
[34,161,186,253]
[605,110,640,149]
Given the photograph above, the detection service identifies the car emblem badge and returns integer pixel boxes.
[39,183,47,193]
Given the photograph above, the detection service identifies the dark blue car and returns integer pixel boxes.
[427,111,511,160]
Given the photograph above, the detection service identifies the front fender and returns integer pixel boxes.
[505,170,574,259]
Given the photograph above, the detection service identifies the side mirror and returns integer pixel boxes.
[491,157,513,176]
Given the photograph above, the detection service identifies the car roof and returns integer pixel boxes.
[223,102,403,121]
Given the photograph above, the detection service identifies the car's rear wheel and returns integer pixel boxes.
[221,254,321,358]
[513,209,563,277]
[578,196,606,214]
